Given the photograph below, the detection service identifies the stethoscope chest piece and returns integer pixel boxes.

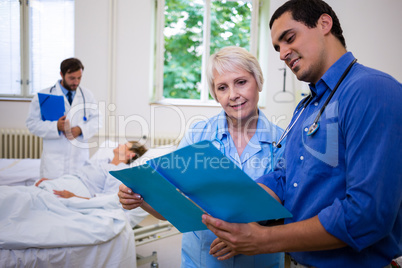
[307,122,320,136]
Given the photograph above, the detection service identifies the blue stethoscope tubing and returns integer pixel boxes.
[273,58,357,148]
[49,84,87,121]
[273,94,312,149]
[306,58,357,136]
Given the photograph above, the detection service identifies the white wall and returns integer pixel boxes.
[1,0,401,143]
[266,0,402,129]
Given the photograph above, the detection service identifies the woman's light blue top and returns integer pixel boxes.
[178,109,285,268]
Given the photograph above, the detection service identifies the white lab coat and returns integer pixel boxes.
[26,81,101,179]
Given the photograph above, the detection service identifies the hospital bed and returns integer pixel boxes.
[0,158,41,186]
[0,180,138,267]
[0,143,179,268]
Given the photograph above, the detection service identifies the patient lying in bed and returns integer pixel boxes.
[0,141,176,267]
[34,141,149,227]
[35,141,145,198]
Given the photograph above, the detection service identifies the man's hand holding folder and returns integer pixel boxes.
[61,117,81,140]
[57,116,82,140]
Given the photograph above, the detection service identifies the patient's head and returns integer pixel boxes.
[113,141,148,165]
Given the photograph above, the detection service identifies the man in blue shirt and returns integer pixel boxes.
[202,0,402,267]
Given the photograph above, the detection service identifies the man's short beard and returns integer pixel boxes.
[62,79,77,91]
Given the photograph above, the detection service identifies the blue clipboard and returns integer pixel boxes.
[110,140,292,233]
[38,93,65,121]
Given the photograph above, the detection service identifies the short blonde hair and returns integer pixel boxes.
[206,46,264,101]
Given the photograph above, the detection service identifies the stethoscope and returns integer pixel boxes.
[273,58,357,148]
[212,124,276,172]
[49,84,87,121]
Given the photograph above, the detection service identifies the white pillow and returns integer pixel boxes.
[130,144,177,167]
[90,140,118,163]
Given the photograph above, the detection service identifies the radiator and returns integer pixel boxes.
[0,128,180,159]
[151,135,180,147]
[94,135,180,149]
[0,129,43,159]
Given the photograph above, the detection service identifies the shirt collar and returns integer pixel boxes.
[215,109,275,143]
[311,52,356,98]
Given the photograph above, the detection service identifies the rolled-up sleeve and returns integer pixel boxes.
[318,74,402,251]
[256,168,286,204]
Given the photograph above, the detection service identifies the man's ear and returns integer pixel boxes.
[319,13,333,35]
[60,72,65,86]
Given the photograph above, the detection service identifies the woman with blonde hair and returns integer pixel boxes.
[119,46,285,267]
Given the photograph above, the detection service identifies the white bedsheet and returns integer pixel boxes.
[0,159,40,186]
[0,185,127,249]
[0,222,136,268]
[0,183,137,268]
[0,145,177,267]
[0,157,149,228]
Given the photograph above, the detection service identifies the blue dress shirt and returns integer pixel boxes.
[257,52,402,267]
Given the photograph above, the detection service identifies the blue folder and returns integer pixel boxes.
[38,93,65,121]
[110,140,292,233]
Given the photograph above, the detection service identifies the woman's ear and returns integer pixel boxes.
[128,152,136,159]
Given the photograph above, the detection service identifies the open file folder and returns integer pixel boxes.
[110,140,292,233]
[38,93,65,121]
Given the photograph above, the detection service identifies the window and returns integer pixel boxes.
[0,0,74,99]
[153,0,261,105]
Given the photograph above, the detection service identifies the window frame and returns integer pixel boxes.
[0,0,74,100]
[152,0,263,107]
[0,0,33,100]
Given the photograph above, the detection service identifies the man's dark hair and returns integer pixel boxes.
[60,58,84,76]
[269,0,346,48]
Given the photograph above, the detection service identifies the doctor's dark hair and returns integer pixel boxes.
[127,141,148,164]
[60,58,85,76]
[269,0,346,48]
[206,46,264,101]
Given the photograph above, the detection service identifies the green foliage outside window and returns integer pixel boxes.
[163,0,252,99]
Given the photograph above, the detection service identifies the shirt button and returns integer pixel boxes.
[304,127,309,132]
[293,183,298,187]
[300,156,304,160]
[314,102,318,106]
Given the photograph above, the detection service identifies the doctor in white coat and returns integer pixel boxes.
[26,58,101,179]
